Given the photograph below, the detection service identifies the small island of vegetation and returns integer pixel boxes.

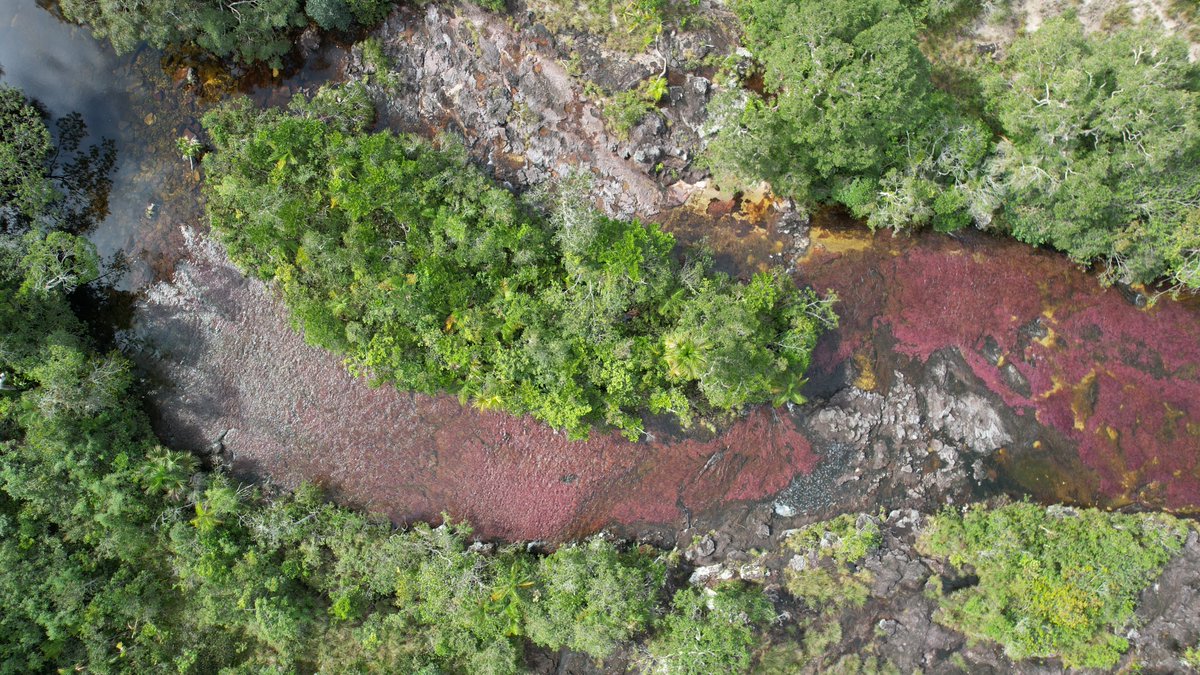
[201,84,836,439]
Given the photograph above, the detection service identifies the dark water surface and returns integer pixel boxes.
[0,0,153,280]
[0,0,344,287]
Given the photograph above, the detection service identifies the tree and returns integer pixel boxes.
[985,17,1200,289]
[0,87,115,233]
[646,583,774,674]
[708,0,940,204]
[0,87,54,220]
[526,538,665,658]
[19,230,100,294]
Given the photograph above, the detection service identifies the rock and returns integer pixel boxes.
[635,145,665,164]
[688,563,725,585]
[979,335,1003,366]
[739,562,768,581]
[298,26,321,55]
[1000,362,1031,397]
[921,354,1012,454]
[468,541,495,555]
[774,501,798,518]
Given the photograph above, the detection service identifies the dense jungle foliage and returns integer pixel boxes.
[60,0,396,66]
[709,0,1200,290]
[1,84,779,673]
[920,502,1187,669]
[200,84,836,440]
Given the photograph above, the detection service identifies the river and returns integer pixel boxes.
[4,0,1200,543]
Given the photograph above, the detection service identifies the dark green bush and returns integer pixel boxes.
[345,0,394,24]
[306,0,354,30]
[60,0,395,66]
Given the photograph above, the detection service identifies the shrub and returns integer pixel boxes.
[783,514,880,613]
[786,567,871,611]
[647,584,774,674]
[526,538,665,658]
[603,76,668,139]
[918,502,1187,669]
[785,514,881,565]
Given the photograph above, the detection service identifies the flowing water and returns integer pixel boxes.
[4,0,1200,540]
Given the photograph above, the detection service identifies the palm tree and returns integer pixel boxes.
[139,447,197,499]
[486,559,535,636]
[662,331,708,381]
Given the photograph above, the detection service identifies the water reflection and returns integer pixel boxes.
[0,0,345,288]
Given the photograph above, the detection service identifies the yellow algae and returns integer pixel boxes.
[1034,326,1057,348]
[736,193,778,223]
[677,179,761,214]
[1037,375,1066,400]
[802,226,875,261]
[1070,370,1098,431]
[1162,402,1186,429]
[852,353,878,391]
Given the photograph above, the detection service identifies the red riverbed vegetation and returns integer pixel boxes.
[802,214,1200,511]
[131,234,819,540]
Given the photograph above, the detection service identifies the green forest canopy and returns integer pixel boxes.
[707,0,1200,290]
[57,0,1200,289]
[59,0,395,66]
[201,84,836,440]
[920,502,1187,669]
